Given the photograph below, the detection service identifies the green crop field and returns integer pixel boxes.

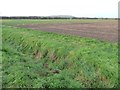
[1,19,118,88]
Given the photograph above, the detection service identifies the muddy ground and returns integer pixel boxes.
[18,21,118,42]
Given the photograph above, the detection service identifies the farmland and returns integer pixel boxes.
[1,19,118,88]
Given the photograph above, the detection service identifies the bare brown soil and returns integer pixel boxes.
[18,21,118,42]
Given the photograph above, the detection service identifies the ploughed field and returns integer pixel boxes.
[1,19,118,88]
[18,21,118,42]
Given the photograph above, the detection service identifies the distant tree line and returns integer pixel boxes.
[0,16,118,20]
[1,16,75,19]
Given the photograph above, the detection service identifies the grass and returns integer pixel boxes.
[1,19,114,26]
[2,19,118,88]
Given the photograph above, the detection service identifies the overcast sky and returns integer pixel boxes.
[0,0,119,18]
